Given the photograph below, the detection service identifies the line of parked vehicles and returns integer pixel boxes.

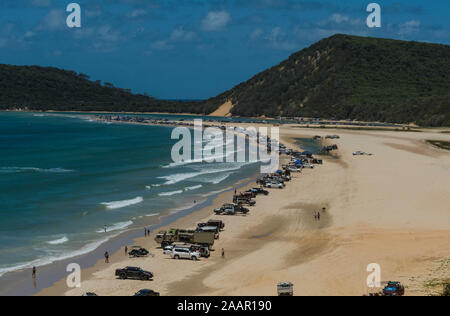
[108,141,326,296]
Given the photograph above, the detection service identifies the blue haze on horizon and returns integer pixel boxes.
[0,0,449,99]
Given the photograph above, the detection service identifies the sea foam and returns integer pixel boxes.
[158,190,183,197]
[47,236,69,245]
[101,197,143,210]
[96,221,133,233]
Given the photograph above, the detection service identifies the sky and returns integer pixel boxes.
[1,0,449,99]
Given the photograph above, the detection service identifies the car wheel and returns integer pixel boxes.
[174,255,180,260]
[192,256,197,261]
[120,274,127,280]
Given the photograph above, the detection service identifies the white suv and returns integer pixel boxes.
[170,247,200,261]
[264,181,285,189]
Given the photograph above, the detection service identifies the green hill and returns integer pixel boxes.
[0,64,203,114]
[1,34,449,126]
[202,34,450,126]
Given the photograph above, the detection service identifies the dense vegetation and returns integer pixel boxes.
[202,34,450,126]
[1,34,449,126]
[0,64,207,114]
[443,282,450,296]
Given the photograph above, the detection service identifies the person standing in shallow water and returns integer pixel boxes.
[32,266,36,279]
[104,251,110,263]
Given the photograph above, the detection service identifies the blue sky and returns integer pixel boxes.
[1,0,449,99]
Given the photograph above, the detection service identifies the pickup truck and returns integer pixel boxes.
[155,230,215,248]
[214,204,249,215]
[198,219,225,230]
[249,188,269,196]
[233,197,256,206]
[115,267,153,280]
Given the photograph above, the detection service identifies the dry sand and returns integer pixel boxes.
[38,127,450,296]
[208,101,233,117]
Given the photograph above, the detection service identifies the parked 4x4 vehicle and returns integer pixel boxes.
[214,204,249,215]
[170,247,200,261]
[134,289,160,296]
[249,188,269,196]
[115,267,153,280]
[164,244,211,258]
[233,196,256,206]
[198,219,225,230]
[264,181,285,189]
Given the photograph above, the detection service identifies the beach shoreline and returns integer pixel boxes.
[1,117,449,296]
[41,126,450,296]
[0,174,258,296]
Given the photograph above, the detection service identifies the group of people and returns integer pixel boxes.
[314,207,327,221]
[144,227,151,237]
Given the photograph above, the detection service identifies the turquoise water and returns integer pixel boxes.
[0,112,260,277]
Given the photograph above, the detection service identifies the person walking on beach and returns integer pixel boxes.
[144,228,147,237]
[125,246,128,256]
[221,248,225,258]
[317,212,321,221]
[104,251,110,263]
[32,266,36,279]
[147,228,151,236]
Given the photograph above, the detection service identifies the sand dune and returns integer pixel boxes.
[208,101,233,117]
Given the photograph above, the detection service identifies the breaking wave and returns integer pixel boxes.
[101,197,143,210]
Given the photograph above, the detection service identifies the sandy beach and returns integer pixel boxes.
[36,126,450,296]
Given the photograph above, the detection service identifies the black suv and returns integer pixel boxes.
[115,267,153,280]
[250,188,269,196]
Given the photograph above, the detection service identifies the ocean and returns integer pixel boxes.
[0,112,261,277]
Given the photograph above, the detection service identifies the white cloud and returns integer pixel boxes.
[126,9,148,19]
[398,20,421,36]
[38,9,66,31]
[151,26,197,51]
[248,26,296,51]
[152,40,174,51]
[330,13,350,24]
[327,13,362,26]
[170,26,197,42]
[202,11,231,31]
[249,28,263,41]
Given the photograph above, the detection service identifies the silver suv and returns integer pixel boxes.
[170,247,200,261]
